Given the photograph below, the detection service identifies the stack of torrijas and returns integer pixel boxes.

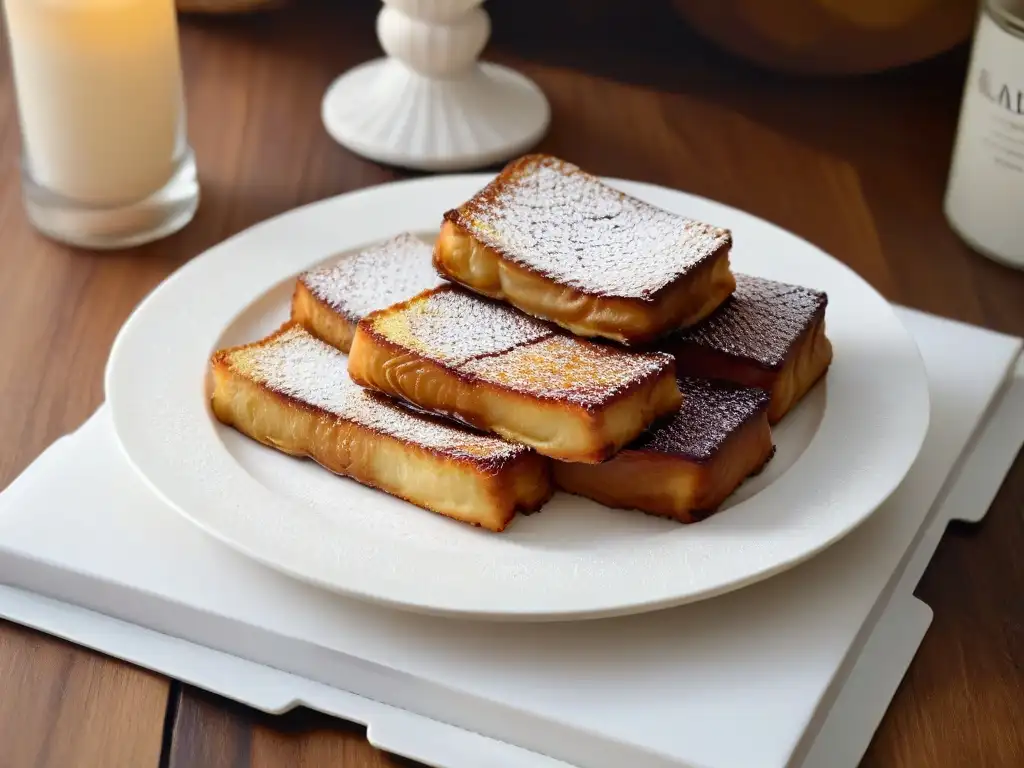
[211,155,833,532]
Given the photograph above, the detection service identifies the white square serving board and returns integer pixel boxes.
[0,306,1021,768]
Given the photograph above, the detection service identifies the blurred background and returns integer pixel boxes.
[178,0,978,76]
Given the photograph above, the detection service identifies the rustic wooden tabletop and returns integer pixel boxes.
[0,2,1021,766]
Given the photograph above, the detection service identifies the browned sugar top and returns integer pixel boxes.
[300,233,443,323]
[367,286,674,407]
[672,273,827,369]
[447,155,731,300]
[221,324,528,466]
[461,336,673,407]
[368,285,552,366]
[634,378,769,461]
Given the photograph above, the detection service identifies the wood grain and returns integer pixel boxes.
[0,15,175,767]
[489,1,1024,338]
[167,686,404,768]
[0,1,1021,767]
[0,622,169,768]
[864,468,1024,768]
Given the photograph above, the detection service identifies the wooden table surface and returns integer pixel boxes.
[0,2,1021,766]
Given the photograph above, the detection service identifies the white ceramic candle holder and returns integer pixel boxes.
[322,0,550,172]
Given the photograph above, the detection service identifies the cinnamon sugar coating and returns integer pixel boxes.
[635,378,771,461]
[669,274,828,370]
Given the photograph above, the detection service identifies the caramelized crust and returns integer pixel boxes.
[210,324,552,532]
[436,154,736,344]
[435,219,735,344]
[765,317,832,423]
[554,379,775,522]
[664,274,833,423]
[292,233,442,353]
[349,285,682,463]
[292,280,358,354]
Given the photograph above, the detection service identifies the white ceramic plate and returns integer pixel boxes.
[106,175,929,621]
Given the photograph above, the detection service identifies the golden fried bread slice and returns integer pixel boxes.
[434,154,736,344]
[292,233,443,353]
[348,285,682,463]
[210,323,552,532]
[663,274,833,424]
[554,379,774,523]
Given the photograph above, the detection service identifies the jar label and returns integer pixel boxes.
[945,11,1024,267]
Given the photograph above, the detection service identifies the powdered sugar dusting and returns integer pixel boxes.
[224,325,526,464]
[447,155,731,299]
[370,286,674,407]
[634,378,769,461]
[369,285,552,366]
[300,233,443,322]
[671,273,827,369]
[462,335,674,407]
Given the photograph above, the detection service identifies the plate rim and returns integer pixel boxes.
[105,173,930,621]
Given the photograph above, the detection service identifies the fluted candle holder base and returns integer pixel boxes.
[322,58,550,172]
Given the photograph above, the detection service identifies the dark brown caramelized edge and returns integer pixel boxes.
[628,377,772,463]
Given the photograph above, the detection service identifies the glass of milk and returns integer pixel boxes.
[2,0,199,249]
